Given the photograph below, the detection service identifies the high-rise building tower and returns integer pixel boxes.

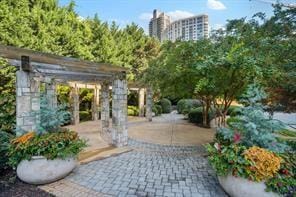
[163,14,209,42]
[149,9,171,42]
[148,10,209,42]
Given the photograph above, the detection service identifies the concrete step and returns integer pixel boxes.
[79,146,133,164]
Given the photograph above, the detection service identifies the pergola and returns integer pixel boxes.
[0,44,153,147]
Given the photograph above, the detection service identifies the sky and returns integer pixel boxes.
[59,0,294,33]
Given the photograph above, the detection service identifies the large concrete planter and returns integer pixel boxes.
[218,175,279,197]
[17,156,77,185]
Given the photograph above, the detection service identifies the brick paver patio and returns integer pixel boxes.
[41,139,226,197]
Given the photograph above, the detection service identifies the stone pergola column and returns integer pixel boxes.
[92,85,100,121]
[45,80,57,108]
[101,82,110,134]
[112,73,128,147]
[16,70,40,135]
[146,87,153,122]
[70,84,79,125]
[138,88,145,117]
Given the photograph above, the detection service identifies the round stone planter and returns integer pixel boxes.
[218,175,279,197]
[17,156,77,185]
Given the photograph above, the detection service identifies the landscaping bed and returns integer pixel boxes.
[0,169,53,197]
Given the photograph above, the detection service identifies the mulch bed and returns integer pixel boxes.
[0,168,54,197]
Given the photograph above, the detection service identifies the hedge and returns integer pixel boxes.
[160,98,172,113]
[79,110,92,122]
[153,104,162,116]
[128,106,139,116]
[188,107,215,125]
[177,99,202,114]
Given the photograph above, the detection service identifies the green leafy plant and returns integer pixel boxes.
[160,98,172,113]
[128,106,139,116]
[188,107,214,125]
[219,85,288,153]
[0,58,16,134]
[8,130,87,167]
[152,104,162,116]
[265,152,296,196]
[0,131,12,170]
[37,95,72,134]
[205,143,252,178]
[177,99,202,114]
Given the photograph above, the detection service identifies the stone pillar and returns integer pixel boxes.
[138,88,145,117]
[92,85,100,121]
[101,82,110,134]
[112,73,128,147]
[70,84,79,125]
[16,70,40,135]
[45,80,57,109]
[146,87,153,122]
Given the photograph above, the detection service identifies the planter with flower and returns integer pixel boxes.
[205,85,295,197]
[8,96,87,185]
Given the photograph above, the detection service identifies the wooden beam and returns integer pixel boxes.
[0,44,128,73]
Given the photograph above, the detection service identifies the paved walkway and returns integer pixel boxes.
[41,139,226,197]
[41,113,226,196]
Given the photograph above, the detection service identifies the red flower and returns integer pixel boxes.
[233,132,241,143]
[281,169,289,175]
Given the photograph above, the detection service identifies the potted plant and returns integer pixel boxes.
[9,130,86,184]
[205,85,295,197]
[8,95,86,184]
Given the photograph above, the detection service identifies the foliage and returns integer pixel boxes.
[219,85,288,153]
[278,129,296,138]
[37,95,71,134]
[0,131,12,170]
[79,110,92,122]
[128,106,139,116]
[188,107,214,125]
[227,105,242,116]
[265,152,296,196]
[160,98,171,114]
[0,58,16,134]
[243,146,282,181]
[177,99,202,114]
[8,130,86,167]
[57,85,71,104]
[152,104,162,116]
[205,143,252,178]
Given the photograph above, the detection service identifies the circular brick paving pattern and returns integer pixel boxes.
[66,139,227,197]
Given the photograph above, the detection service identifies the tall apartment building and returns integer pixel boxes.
[163,14,209,42]
[149,9,171,42]
[149,9,209,42]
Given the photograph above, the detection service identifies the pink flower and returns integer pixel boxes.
[233,132,241,143]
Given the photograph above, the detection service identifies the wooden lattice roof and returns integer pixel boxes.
[0,44,127,83]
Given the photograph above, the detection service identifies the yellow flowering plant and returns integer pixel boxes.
[243,146,282,182]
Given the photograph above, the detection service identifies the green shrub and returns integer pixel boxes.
[188,107,215,124]
[219,85,288,153]
[266,152,296,196]
[228,106,243,117]
[0,58,16,134]
[160,98,172,113]
[153,104,162,116]
[0,131,12,170]
[128,106,139,116]
[80,110,92,121]
[177,99,202,114]
[8,130,86,167]
[188,108,203,124]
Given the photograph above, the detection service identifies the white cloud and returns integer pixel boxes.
[167,10,195,21]
[139,13,153,21]
[212,23,225,30]
[207,0,226,10]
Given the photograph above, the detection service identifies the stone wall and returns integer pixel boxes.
[146,87,153,122]
[112,74,128,147]
[16,70,40,135]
